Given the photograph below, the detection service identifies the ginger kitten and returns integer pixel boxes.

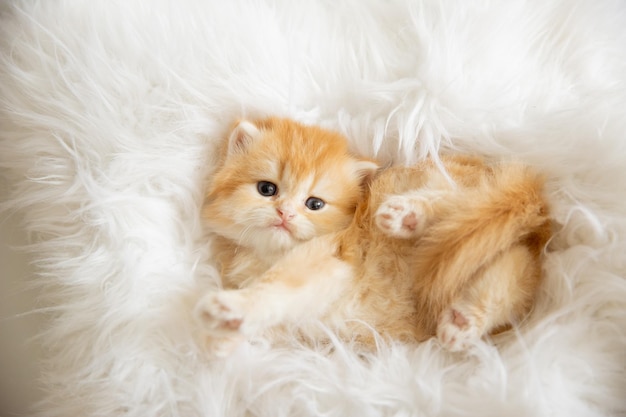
[197,121,551,354]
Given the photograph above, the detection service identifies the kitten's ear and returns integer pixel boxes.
[353,159,380,185]
[228,120,262,156]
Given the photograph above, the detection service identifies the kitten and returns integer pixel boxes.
[197,122,551,354]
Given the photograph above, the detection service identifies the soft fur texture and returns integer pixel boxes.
[1,1,626,416]
[197,143,551,354]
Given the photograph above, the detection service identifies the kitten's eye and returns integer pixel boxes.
[305,197,325,211]
[257,181,277,197]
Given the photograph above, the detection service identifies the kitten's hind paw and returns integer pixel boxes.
[375,195,427,239]
[436,305,481,352]
[195,290,248,336]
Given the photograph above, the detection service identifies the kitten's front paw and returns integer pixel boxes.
[437,305,481,352]
[195,290,248,336]
[375,195,427,239]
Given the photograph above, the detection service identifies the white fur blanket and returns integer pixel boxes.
[1,1,625,416]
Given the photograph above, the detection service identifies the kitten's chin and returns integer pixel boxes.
[238,227,298,256]
[266,228,298,251]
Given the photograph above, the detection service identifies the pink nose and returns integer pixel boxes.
[277,207,295,221]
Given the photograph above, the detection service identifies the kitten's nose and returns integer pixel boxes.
[276,206,296,221]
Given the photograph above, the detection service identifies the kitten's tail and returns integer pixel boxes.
[412,163,551,301]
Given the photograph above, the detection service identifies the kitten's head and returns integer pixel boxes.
[203,117,378,255]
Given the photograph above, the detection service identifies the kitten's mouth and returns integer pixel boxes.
[272,221,292,234]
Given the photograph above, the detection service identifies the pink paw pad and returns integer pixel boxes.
[437,307,480,352]
[375,196,425,239]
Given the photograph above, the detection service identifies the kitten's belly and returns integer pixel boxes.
[322,256,431,346]
[256,271,428,349]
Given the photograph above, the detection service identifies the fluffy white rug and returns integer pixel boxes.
[1,1,625,416]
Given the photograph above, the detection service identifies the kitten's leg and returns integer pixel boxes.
[195,234,352,340]
[194,291,248,358]
[375,191,447,239]
[437,245,539,351]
